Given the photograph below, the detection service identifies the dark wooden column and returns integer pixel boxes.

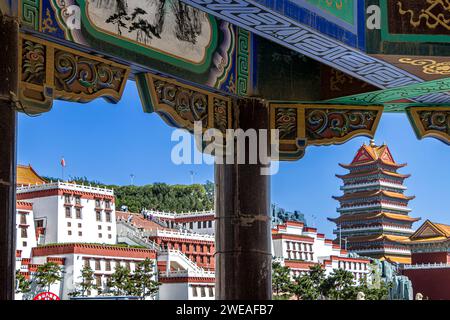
[215,98,272,300]
[0,15,19,300]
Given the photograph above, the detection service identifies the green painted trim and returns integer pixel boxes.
[405,109,422,140]
[236,27,250,97]
[380,1,450,43]
[77,0,218,74]
[327,78,450,105]
[135,74,154,114]
[21,0,41,31]
[305,0,355,25]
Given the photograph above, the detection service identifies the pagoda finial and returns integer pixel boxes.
[369,139,375,147]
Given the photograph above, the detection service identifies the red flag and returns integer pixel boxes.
[61,157,66,167]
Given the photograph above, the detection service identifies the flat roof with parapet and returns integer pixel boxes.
[16,180,114,197]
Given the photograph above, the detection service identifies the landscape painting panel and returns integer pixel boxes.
[86,0,213,64]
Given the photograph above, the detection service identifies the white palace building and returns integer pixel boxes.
[15,165,371,300]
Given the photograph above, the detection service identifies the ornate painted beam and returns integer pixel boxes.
[328,77,450,106]
[136,73,233,133]
[270,103,384,160]
[179,0,450,104]
[18,33,130,114]
[17,0,252,99]
[407,107,450,145]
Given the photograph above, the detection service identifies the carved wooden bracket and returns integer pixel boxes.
[270,103,384,161]
[137,71,384,161]
[407,107,450,145]
[19,33,130,114]
[136,73,233,133]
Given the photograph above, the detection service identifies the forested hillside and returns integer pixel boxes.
[44,176,214,213]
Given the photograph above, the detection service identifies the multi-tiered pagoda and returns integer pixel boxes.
[328,140,420,264]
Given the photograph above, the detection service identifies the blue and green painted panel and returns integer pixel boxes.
[305,0,354,25]
[19,0,252,96]
[251,0,365,49]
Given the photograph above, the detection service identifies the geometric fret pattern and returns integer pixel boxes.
[180,0,450,103]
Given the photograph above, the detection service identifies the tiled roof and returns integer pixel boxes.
[409,220,450,243]
[17,165,46,186]
[328,212,420,223]
[333,190,414,201]
[382,255,411,264]
[433,222,450,237]
[336,169,410,179]
[347,234,410,243]
[339,141,406,168]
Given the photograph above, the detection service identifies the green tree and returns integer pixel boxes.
[290,274,317,300]
[107,265,134,296]
[69,264,98,297]
[132,258,161,300]
[204,180,214,203]
[15,270,31,295]
[322,269,356,300]
[272,261,292,300]
[34,262,62,293]
[289,264,326,300]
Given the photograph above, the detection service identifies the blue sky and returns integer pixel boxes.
[18,81,450,238]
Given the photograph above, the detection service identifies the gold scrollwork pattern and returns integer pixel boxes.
[276,108,297,140]
[398,58,450,75]
[397,0,450,31]
[19,33,130,114]
[270,104,383,161]
[136,73,232,133]
[54,50,128,103]
[42,8,57,33]
[407,107,450,145]
[22,40,46,85]
[213,98,229,133]
[325,0,343,10]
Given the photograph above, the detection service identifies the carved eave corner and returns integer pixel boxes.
[407,107,450,145]
[136,73,233,133]
[19,33,130,114]
[270,103,384,161]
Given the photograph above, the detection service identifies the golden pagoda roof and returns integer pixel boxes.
[336,169,410,180]
[434,222,450,237]
[333,190,414,201]
[17,165,46,186]
[409,220,450,243]
[347,234,410,243]
[328,212,420,223]
[339,141,406,169]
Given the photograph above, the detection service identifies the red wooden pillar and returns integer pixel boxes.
[0,15,19,300]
